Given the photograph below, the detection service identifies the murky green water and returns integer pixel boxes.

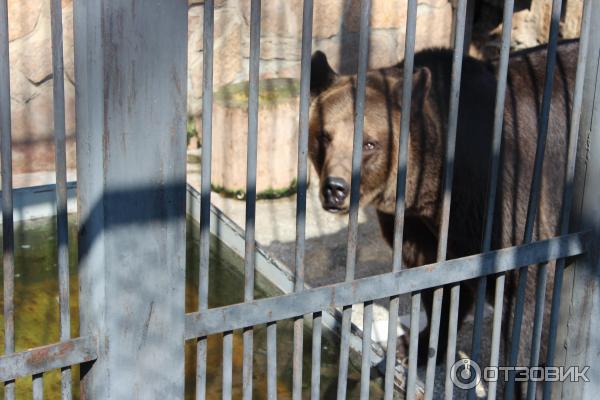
[0,216,384,399]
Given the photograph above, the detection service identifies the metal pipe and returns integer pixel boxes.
[0,0,15,397]
[468,2,515,399]
[50,0,72,397]
[196,0,214,398]
[337,1,371,398]
[293,1,314,397]
[243,0,262,398]
[267,321,278,400]
[505,0,563,397]
[384,0,417,395]
[311,312,323,400]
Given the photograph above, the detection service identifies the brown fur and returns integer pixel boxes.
[309,41,578,396]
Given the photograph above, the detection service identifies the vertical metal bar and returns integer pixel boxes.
[32,373,44,400]
[49,0,72,398]
[267,322,277,400]
[487,275,506,400]
[0,0,15,398]
[311,311,322,400]
[196,0,214,398]
[293,1,314,398]
[74,0,188,397]
[336,1,371,398]
[543,3,593,399]
[292,316,303,400]
[443,3,468,398]
[406,292,421,400]
[468,1,515,397]
[384,0,417,396]
[359,301,374,400]
[222,331,233,400]
[505,1,562,398]
[421,0,468,397]
[243,0,261,398]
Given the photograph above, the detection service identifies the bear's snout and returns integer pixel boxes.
[322,176,349,212]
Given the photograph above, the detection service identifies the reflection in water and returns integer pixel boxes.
[0,217,384,399]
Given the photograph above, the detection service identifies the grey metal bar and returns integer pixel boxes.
[384,0,417,396]
[406,293,421,400]
[32,374,43,400]
[423,289,441,400]
[196,0,214,398]
[505,1,563,397]
[542,2,593,400]
[74,0,188,397]
[337,1,371,398]
[0,336,98,383]
[360,301,374,400]
[487,275,506,400]
[443,0,469,394]
[468,2,515,399]
[222,331,233,400]
[0,0,14,397]
[185,232,587,338]
[311,312,322,400]
[525,263,548,400]
[423,0,468,397]
[267,322,277,400]
[243,0,261,398]
[292,316,303,400]
[293,0,314,397]
[49,0,71,398]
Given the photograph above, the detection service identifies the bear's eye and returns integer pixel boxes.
[318,132,331,146]
[363,141,377,151]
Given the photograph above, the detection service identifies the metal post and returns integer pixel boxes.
[554,3,600,398]
[74,0,188,398]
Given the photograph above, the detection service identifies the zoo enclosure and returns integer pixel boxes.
[0,0,599,400]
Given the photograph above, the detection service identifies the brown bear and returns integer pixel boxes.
[308,40,577,394]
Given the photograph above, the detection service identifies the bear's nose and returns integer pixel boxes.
[322,176,349,210]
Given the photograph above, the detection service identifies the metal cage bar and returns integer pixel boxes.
[468,1,515,399]
[505,0,563,397]
[293,1,314,398]
[384,1,417,399]
[32,373,43,400]
[0,0,15,397]
[336,1,371,398]
[422,0,468,398]
[196,0,214,398]
[185,232,587,338]
[49,0,72,398]
[242,0,262,398]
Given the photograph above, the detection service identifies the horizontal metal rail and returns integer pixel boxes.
[185,231,588,339]
[0,336,98,383]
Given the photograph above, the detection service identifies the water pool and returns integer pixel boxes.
[0,216,385,399]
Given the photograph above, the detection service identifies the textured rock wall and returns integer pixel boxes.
[5,0,583,174]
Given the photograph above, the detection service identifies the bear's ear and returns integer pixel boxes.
[310,51,338,98]
[393,66,432,111]
[410,67,432,110]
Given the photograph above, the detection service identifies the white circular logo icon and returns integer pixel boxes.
[450,358,481,390]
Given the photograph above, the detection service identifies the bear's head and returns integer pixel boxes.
[308,51,432,214]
